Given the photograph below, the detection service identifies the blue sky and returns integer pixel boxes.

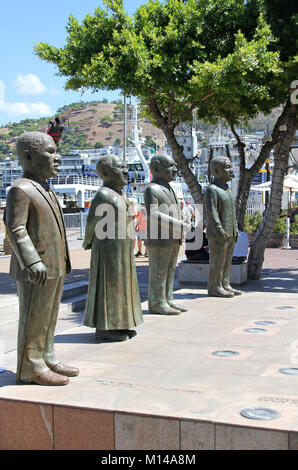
[0,0,145,126]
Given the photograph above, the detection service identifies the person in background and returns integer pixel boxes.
[232,231,249,263]
[290,206,298,223]
[130,198,138,254]
[185,200,195,224]
[47,117,64,147]
[185,224,209,261]
[135,203,148,257]
[180,200,191,226]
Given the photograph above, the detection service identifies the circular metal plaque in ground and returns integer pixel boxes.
[254,321,276,326]
[279,368,298,376]
[240,408,280,420]
[244,328,267,333]
[276,306,294,310]
[212,350,240,357]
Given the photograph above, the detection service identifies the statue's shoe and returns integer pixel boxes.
[50,362,80,377]
[167,301,188,312]
[208,288,234,298]
[223,286,242,296]
[96,329,129,342]
[122,329,137,338]
[149,304,181,315]
[23,370,69,386]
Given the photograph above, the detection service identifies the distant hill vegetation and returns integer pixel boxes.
[0,99,281,159]
[0,99,166,159]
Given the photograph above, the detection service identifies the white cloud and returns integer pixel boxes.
[0,78,51,118]
[14,73,47,95]
[0,101,51,117]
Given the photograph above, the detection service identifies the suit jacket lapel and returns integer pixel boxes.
[160,186,178,207]
[31,181,64,238]
[49,188,71,260]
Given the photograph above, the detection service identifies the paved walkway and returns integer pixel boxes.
[0,243,298,450]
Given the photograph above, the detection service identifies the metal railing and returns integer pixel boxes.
[49,175,101,186]
[246,202,265,216]
[64,212,88,238]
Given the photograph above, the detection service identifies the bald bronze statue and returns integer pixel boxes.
[204,156,242,297]
[6,131,79,385]
[144,154,190,315]
[83,154,143,341]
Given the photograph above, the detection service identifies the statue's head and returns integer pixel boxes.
[96,153,128,187]
[16,131,60,181]
[149,153,178,183]
[210,156,234,183]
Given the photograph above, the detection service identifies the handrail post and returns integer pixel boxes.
[78,211,84,240]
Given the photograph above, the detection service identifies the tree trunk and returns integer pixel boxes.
[247,100,297,280]
[229,100,296,230]
[161,123,204,204]
[235,169,254,231]
[147,97,204,204]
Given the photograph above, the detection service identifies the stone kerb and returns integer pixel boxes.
[178,259,247,285]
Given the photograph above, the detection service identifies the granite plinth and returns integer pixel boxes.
[178,259,247,285]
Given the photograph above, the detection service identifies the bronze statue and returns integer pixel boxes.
[83,154,143,341]
[204,156,242,297]
[6,131,79,385]
[144,154,189,315]
[47,117,64,147]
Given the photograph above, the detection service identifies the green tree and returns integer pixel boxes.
[34,0,297,277]
[100,115,113,126]
[95,141,104,148]
[34,0,295,197]
[144,135,156,149]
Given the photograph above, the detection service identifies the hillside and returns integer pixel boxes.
[0,100,167,158]
[0,99,283,159]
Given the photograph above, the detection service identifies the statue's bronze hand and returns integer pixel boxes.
[27,261,48,286]
[218,229,228,241]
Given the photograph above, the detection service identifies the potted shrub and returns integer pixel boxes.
[244,210,287,248]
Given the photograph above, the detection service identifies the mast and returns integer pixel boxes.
[123,95,127,163]
[131,100,150,182]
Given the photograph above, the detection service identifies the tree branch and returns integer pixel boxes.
[201,91,216,102]
[228,120,246,175]
[250,99,293,176]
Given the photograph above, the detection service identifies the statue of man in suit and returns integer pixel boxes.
[6,131,79,385]
[204,156,242,297]
[144,154,190,315]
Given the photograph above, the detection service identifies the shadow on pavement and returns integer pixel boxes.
[243,268,298,294]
